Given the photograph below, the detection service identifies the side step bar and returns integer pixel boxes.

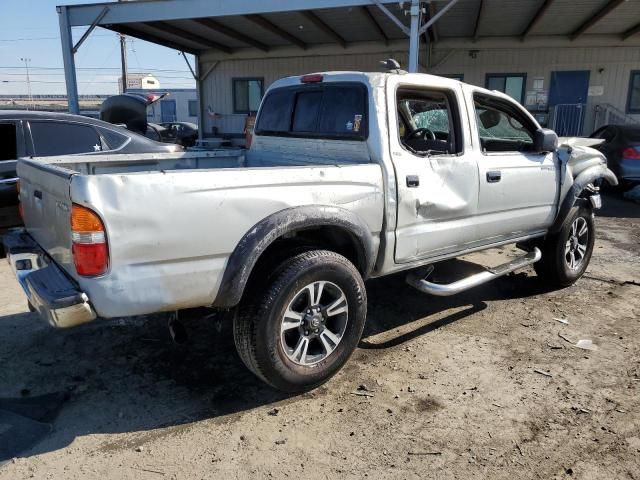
[406,247,542,297]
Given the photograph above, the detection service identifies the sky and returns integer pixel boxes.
[0,0,196,96]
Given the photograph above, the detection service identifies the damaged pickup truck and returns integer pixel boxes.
[3,70,616,392]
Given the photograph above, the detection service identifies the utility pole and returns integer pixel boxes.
[120,33,128,93]
[20,57,33,109]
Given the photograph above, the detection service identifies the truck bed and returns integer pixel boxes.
[17,147,383,318]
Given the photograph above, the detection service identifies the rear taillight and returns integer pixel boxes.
[622,147,640,160]
[71,204,108,276]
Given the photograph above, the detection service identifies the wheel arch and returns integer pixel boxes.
[212,206,375,308]
[550,164,617,234]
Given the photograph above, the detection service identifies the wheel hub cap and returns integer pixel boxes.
[565,217,589,271]
[280,281,349,366]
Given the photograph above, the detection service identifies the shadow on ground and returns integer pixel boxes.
[0,265,554,461]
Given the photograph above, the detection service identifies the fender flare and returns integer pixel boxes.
[550,164,617,234]
[212,205,375,308]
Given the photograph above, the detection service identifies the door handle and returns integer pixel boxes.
[34,189,42,199]
[486,171,501,183]
[406,175,420,188]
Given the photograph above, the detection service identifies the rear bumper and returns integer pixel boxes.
[2,230,96,328]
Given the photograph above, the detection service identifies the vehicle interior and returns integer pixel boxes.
[397,89,457,156]
[473,94,536,153]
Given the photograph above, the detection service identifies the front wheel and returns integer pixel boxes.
[534,205,595,287]
[233,250,367,392]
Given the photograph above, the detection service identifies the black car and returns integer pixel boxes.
[590,124,640,189]
[160,122,199,147]
[0,110,181,232]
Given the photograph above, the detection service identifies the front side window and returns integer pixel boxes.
[474,94,536,153]
[486,73,526,104]
[29,121,102,156]
[396,88,459,155]
[627,70,640,114]
[233,78,264,114]
[255,82,368,140]
[0,123,18,161]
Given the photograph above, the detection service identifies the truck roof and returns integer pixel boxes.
[267,71,512,102]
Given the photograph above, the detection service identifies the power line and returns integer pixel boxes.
[0,66,193,73]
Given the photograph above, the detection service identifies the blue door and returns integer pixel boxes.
[160,99,177,123]
[549,71,590,136]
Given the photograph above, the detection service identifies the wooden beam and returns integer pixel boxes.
[193,18,269,51]
[521,0,554,40]
[244,14,307,49]
[360,6,389,45]
[107,24,201,55]
[147,21,232,53]
[622,21,640,40]
[300,10,347,48]
[570,0,627,40]
[472,0,485,42]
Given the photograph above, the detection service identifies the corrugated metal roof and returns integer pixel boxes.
[99,0,640,54]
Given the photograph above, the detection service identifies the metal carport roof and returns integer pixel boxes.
[57,0,640,114]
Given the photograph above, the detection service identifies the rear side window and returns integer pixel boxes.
[256,82,368,140]
[97,127,129,150]
[30,121,102,156]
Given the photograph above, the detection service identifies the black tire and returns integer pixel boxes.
[534,205,595,287]
[233,250,367,392]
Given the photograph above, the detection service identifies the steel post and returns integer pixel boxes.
[408,0,421,73]
[57,6,80,114]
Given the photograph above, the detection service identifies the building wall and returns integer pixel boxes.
[199,45,640,136]
[141,89,198,124]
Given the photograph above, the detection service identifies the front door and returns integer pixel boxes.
[161,99,177,123]
[549,70,590,136]
[473,92,558,242]
[389,78,480,263]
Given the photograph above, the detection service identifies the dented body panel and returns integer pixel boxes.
[8,71,616,325]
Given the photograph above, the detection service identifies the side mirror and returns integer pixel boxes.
[533,128,558,153]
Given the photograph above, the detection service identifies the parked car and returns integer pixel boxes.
[160,122,199,147]
[590,124,640,189]
[0,110,182,233]
[4,71,616,393]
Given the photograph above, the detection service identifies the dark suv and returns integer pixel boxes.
[0,110,181,232]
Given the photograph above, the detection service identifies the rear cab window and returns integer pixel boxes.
[255,82,368,140]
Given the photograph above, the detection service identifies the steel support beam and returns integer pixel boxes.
[245,14,307,49]
[193,18,269,51]
[107,24,201,54]
[360,6,389,45]
[57,6,80,114]
[520,0,554,40]
[195,57,204,142]
[72,6,109,54]
[146,21,232,53]
[622,22,640,40]
[181,51,197,80]
[570,0,627,40]
[427,2,439,43]
[472,0,484,42]
[408,0,421,73]
[419,0,459,35]
[371,0,409,35]
[300,10,347,48]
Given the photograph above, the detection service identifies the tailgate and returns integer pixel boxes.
[17,159,76,276]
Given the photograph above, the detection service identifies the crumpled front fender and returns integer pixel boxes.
[550,163,618,234]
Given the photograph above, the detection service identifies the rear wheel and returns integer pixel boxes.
[534,205,595,287]
[233,250,366,392]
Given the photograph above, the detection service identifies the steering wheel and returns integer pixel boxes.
[406,127,436,141]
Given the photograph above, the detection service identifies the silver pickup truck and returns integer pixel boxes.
[4,70,617,392]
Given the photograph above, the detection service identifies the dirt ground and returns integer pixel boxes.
[0,193,638,480]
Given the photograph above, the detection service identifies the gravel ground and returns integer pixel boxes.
[0,194,638,480]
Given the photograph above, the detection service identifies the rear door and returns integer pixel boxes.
[472,92,558,242]
[388,77,480,263]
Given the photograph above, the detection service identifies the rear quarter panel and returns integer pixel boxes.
[72,164,384,317]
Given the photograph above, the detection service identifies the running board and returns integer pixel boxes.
[406,247,542,297]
